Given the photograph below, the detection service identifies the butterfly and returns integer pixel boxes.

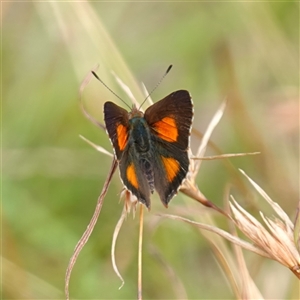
[104,90,193,209]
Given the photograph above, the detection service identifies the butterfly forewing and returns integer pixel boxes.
[104,101,130,159]
[144,90,193,150]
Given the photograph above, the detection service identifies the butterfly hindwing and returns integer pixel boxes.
[119,147,151,207]
[152,139,190,206]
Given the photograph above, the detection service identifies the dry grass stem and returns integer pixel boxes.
[159,214,269,258]
[79,135,113,157]
[111,191,139,289]
[192,152,260,160]
[111,206,127,289]
[140,82,154,106]
[65,160,118,300]
[193,99,227,176]
[138,205,144,300]
[111,71,141,108]
[179,100,232,217]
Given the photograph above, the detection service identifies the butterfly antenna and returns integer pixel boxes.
[91,71,131,109]
[139,64,173,109]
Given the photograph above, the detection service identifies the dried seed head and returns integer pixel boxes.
[230,170,300,277]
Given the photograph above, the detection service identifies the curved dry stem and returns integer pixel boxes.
[137,204,144,300]
[79,135,113,157]
[192,152,260,160]
[111,71,140,108]
[180,183,230,219]
[65,159,118,300]
[239,169,294,229]
[159,214,270,259]
[193,99,227,177]
[111,205,127,289]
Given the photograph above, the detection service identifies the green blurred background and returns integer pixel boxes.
[3,2,299,299]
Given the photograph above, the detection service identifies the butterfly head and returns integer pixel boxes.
[128,105,144,120]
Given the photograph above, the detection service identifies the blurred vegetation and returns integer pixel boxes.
[2,2,299,299]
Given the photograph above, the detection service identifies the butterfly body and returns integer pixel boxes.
[104,90,193,208]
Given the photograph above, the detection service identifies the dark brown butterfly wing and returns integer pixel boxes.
[104,101,151,207]
[104,101,130,160]
[144,90,193,206]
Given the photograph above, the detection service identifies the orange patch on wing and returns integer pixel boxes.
[162,157,180,182]
[153,117,178,142]
[126,163,139,189]
[116,124,128,150]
